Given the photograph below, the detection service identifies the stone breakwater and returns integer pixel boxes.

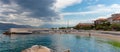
[5,28,77,34]
[22,45,51,52]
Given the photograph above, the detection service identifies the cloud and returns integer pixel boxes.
[88,4,120,14]
[1,0,61,21]
[61,11,99,15]
[86,0,99,5]
[54,0,82,10]
[61,4,120,24]
[0,0,63,26]
[14,0,60,21]
[62,4,120,15]
[0,0,83,27]
[0,11,44,26]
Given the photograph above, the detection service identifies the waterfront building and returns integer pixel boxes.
[94,18,107,25]
[107,14,120,24]
[94,13,120,25]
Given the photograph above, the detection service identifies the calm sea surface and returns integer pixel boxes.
[0,32,120,52]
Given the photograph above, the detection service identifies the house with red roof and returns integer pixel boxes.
[94,14,120,25]
[94,18,107,25]
[107,14,120,24]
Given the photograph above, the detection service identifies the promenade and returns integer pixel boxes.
[73,30,120,41]
[6,28,120,41]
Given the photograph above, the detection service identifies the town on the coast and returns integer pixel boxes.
[4,13,120,35]
[1,0,120,52]
[3,13,120,52]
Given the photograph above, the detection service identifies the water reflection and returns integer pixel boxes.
[0,34,53,52]
[0,34,120,52]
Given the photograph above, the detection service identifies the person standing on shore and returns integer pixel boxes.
[89,32,91,37]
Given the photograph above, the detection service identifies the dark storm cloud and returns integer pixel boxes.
[1,0,11,4]
[1,0,60,21]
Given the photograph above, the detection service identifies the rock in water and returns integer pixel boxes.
[22,45,51,52]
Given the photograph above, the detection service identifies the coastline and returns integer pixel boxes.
[21,30,120,52]
[39,30,120,41]
[69,30,120,41]
[2,30,120,52]
[4,28,120,41]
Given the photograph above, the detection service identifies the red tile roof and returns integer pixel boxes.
[77,23,93,26]
[95,18,107,21]
[113,17,120,20]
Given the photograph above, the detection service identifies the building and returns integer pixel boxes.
[107,14,120,24]
[112,17,120,23]
[77,23,93,26]
[75,23,94,30]
[94,18,107,25]
[94,13,120,25]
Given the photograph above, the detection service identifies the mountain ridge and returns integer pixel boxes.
[0,23,32,30]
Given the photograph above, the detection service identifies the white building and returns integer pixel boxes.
[107,14,120,24]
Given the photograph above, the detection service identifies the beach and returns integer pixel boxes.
[70,30,120,41]
[5,28,120,41]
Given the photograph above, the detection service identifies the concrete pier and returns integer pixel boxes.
[8,28,51,34]
[4,28,77,34]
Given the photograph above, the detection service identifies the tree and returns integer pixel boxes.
[74,24,81,30]
[95,21,111,30]
[110,23,120,31]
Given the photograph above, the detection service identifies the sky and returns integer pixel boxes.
[0,0,120,27]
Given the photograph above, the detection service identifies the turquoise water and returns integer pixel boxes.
[0,33,120,52]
